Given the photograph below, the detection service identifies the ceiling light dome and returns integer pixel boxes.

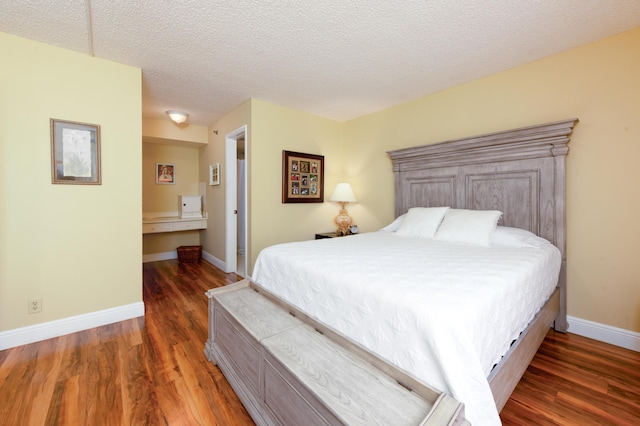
[166,110,189,124]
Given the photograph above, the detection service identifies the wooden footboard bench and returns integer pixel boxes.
[205,279,469,426]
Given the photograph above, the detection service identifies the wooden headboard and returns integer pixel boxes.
[387,118,578,332]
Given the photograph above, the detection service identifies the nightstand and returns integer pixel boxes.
[315,232,338,239]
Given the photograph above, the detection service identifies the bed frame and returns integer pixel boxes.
[205,118,579,424]
[387,117,578,409]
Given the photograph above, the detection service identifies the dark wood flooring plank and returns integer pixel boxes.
[45,374,87,426]
[117,334,164,426]
[85,339,124,425]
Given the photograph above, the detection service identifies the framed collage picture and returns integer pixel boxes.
[282,150,324,203]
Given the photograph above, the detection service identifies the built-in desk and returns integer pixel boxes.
[143,215,207,234]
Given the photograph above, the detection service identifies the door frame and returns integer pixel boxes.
[224,125,248,275]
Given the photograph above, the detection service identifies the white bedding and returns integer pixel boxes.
[252,231,561,425]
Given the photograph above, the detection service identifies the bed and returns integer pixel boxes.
[208,118,578,425]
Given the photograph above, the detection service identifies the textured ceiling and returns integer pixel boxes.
[2,1,640,126]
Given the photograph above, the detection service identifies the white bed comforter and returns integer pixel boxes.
[252,231,561,425]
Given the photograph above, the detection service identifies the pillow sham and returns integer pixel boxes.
[434,209,502,246]
[395,207,449,238]
[380,214,406,232]
[490,226,551,248]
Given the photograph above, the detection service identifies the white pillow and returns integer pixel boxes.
[490,226,551,248]
[435,209,502,246]
[380,214,406,232]
[395,207,449,238]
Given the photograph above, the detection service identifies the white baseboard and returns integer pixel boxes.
[0,302,145,351]
[568,315,640,352]
[202,250,226,271]
[143,251,177,263]
[142,250,228,272]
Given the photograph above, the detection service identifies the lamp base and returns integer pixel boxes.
[334,205,353,236]
[335,228,352,237]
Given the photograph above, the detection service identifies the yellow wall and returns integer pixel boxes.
[142,116,208,146]
[201,99,345,270]
[344,27,640,333]
[143,232,200,256]
[142,143,201,213]
[142,142,202,254]
[201,100,252,262]
[249,100,345,268]
[0,32,142,331]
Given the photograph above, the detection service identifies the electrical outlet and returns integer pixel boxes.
[28,298,42,314]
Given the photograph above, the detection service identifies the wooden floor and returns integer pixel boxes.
[501,330,640,425]
[0,259,638,426]
[0,260,253,426]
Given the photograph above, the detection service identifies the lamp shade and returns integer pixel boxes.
[166,110,189,124]
[329,183,357,203]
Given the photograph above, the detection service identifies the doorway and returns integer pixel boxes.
[224,126,248,277]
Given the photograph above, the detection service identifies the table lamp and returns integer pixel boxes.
[329,183,357,236]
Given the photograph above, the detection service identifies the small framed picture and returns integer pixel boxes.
[156,163,175,184]
[209,163,220,185]
[50,119,101,185]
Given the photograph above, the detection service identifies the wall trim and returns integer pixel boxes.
[568,315,640,352]
[0,302,145,351]
[202,250,226,272]
[142,250,226,270]
[143,250,177,263]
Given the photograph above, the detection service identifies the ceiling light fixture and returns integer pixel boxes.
[166,110,189,124]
